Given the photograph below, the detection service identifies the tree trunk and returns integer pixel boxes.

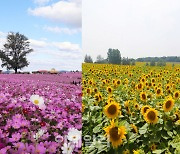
[15,68,17,74]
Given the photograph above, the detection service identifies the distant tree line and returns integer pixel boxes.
[84,48,135,65]
[84,49,179,66]
[136,56,180,62]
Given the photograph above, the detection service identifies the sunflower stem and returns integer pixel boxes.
[115,148,118,154]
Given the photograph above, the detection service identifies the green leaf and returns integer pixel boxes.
[150,132,161,142]
[139,123,148,134]
[167,131,173,137]
[128,133,138,143]
[159,119,163,124]
[161,130,171,139]
[152,149,166,154]
[164,121,173,131]
[93,124,102,133]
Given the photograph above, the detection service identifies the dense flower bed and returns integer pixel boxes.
[82,63,180,154]
[0,73,82,154]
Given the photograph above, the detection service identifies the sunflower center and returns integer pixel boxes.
[87,89,90,93]
[165,100,171,109]
[108,104,117,115]
[138,84,142,89]
[175,92,179,98]
[108,88,112,93]
[34,100,39,105]
[142,94,146,100]
[109,127,120,141]
[157,89,161,94]
[147,111,156,121]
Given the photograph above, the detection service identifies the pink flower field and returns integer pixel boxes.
[0,72,82,154]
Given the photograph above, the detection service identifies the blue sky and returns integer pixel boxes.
[0,0,82,71]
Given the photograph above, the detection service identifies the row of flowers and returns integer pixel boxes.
[0,73,82,153]
[82,63,180,154]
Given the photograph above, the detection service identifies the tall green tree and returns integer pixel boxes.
[84,54,93,63]
[107,48,121,64]
[0,32,33,73]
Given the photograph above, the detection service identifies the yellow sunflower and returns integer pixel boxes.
[141,77,146,83]
[124,100,130,108]
[134,103,140,110]
[163,97,174,112]
[141,105,151,116]
[86,88,91,95]
[94,93,100,102]
[93,88,98,93]
[107,97,114,104]
[151,78,155,83]
[173,90,179,99]
[140,91,147,102]
[144,108,158,124]
[156,88,163,97]
[131,124,138,133]
[174,110,180,122]
[150,143,157,151]
[88,79,93,85]
[133,149,140,154]
[137,83,143,90]
[104,101,121,119]
[124,100,131,114]
[104,120,126,148]
[107,86,113,94]
[98,92,103,101]
[82,80,86,85]
[116,79,121,85]
[123,149,130,154]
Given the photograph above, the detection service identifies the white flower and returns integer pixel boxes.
[61,142,74,154]
[55,135,64,143]
[33,129,45,140]
[67,128,81,144]
[30,95,46,110]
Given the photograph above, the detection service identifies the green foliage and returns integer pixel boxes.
[95,55,108,64]
[84,54,93,63]
[157,61,166,66]
[150,60,156,66]
[0,32,33,73]
[146,62,149,66]
[122,57,131,65]
[131,60,136,65]
[137,56,180,62]
[107,48,121,64]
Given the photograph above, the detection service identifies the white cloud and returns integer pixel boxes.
[28,0,81,27]
[43,26,81,35]
[29,39,48,48]
[0,31,6,37]
[0,32,82,71]
[52,42,80,52]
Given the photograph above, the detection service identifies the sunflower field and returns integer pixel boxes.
[82,63,180,154]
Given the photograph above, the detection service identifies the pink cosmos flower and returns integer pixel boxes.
[9,133,21,142]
